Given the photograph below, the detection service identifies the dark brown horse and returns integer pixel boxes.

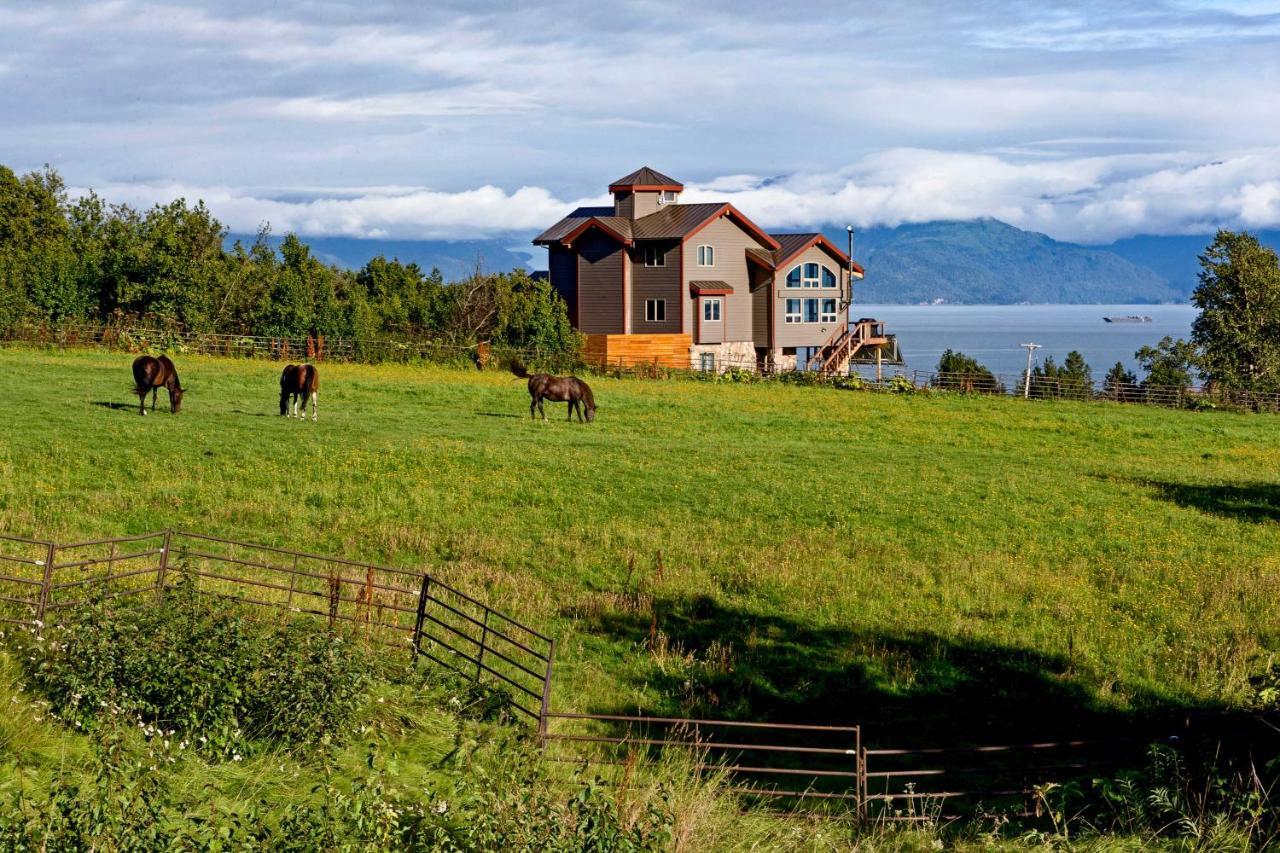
[280,364,319,420]
[132,355,184,415]
[510,362,595,422]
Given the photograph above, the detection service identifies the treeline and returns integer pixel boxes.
[937,230,1280,402]
[0,165,579,357]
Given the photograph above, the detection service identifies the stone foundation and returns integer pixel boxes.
[690,341,758,373]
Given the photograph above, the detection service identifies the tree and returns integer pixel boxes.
[1191,230,1280,394]
[935,349,1003,393]
[1135,336,1197,398]
[1103,361,1138,401]
[1029,350,1092,400]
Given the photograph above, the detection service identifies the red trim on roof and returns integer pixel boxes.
[774,234,862,273]
[560,218,633,247]
[689,287,732,296]
[679,204,781,252]
[609,183,685,193]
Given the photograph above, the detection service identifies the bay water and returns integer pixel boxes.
[855,304,1197,379]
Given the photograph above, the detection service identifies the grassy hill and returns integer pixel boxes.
[1,348,1276,744]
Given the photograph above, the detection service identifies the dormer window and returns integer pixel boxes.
[658,190,679,205]
[643,246,666,267]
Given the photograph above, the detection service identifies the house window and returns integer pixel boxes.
[645,299,666,322]
[785,263,836,288]
[703,298,722,322]
[697,245,715,267]
[643,246,665,267]
[820,298,838,323]
[784,298,802,324]
[659,190,679,205]
[804,298,819,323]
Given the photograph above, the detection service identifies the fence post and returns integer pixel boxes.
[476,609,490,682]
[538,638,556,748]
[34,541,57,629]
[857,740,868,824]
[412,574,430,659]
[155,530,172,604]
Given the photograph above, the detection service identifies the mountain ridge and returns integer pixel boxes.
[229,221,1280,305]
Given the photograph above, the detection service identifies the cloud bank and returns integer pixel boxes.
[81,147,1280,244]
[4,0,1280,243]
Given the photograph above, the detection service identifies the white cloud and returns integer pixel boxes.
[77,147,1280,244]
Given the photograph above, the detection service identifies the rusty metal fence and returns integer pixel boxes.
[0,529,554,723]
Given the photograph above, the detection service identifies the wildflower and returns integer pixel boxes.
[434,800,448,814]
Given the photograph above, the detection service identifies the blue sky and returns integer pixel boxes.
[1,0,1278,243]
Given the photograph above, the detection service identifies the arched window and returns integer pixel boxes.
[785,263,838,288]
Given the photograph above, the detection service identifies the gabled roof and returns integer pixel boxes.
[533,207,631,245]
[630,203,726,240]
[609,167,683,193]
[770,233,865,277]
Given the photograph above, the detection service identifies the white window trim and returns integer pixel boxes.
[703,297,722,322]
[803,298,819,324]
[659,190,679,205]
[697,245,715,267]
[820,299,838,324]
[785,263,837,289]
[784,298,802,324]
[643,246,665,267]
[645,299,666,322]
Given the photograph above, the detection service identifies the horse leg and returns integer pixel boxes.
[311,390,318,422]
[567,399,575,421]
[150,387,158,414]
[538,398,547,422]
[530,395,537,420]
[138,389,147,416]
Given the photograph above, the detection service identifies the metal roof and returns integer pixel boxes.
[608,166,683,191]
[532,207,628,244]
[689,280,733,294]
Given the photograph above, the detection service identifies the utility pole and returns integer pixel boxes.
[1021,343,1042,398]
[846,226,855,309]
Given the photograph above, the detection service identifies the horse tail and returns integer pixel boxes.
[509,359,530,379]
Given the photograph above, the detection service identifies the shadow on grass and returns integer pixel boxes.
[571,594,1209,746]
[475,411,522,419]
[92,401,139,412]
[1144,480,1280,524]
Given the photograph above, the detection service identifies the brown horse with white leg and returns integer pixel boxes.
[510,361,595,423]
[132,355,184,415]
[280,364,319,421]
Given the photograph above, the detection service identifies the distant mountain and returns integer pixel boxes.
[1105,230,1280,296]
[227,234,533,280]
[231,221,1280,304]
[830,219,1183,305]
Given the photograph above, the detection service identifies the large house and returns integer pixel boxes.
[534,167,891,373]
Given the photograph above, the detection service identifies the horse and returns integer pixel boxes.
[132,355,184,415]
[510,361,595,423]
[280,364,319,421]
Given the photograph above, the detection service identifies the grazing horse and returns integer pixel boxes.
[510,362,595,423]
[280,364,319,421]
[132,355,184,415]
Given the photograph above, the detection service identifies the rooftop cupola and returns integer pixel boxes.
[609,167,683,219]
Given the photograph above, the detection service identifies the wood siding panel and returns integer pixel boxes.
[681,216,769,343]
[576,230,624,334]
[548,246,578,327]
[584,334,691,368]
[772,246,849,348]
[630,241,681,333]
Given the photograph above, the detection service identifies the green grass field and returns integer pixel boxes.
[1,346,1278,748]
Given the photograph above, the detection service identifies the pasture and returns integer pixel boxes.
[1,346,1278,748]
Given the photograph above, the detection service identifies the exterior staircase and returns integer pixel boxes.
[806,318,893,373]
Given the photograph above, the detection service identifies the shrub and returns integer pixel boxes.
[15,577,370,758]
[934,349,1004,394]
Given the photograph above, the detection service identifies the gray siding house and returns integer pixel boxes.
[535,167,885,372]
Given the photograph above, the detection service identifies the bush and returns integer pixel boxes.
[15,577,370,758]
[934,349,1004,394]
